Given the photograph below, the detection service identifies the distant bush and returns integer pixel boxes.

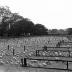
[0,6,72,37]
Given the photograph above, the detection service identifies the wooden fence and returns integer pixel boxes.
[20,47,72,71]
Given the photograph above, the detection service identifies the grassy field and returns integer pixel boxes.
[0,36,70,52]
[0,64,67,72]
[0,36,71,72]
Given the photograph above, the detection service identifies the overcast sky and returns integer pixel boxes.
[0,0,72,29]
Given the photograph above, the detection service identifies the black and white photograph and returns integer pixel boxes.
[0,0,72,72]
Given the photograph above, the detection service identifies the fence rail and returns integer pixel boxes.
[20,46,72,71]
[20,57,72,71]
[20,47,72,71]
[35,49,72,58]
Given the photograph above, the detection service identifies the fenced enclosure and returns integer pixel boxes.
[27,58,72,71]
[20,47,72,72]
[35,46,72,57]
[0,36,72,72]
[20,57,72,71]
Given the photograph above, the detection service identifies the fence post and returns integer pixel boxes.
[24,46,25,51]
[24,58,27,67]
[67,61,68,70]
[21,58,24,67]
[8,45,9,50]
[36,50,39,56]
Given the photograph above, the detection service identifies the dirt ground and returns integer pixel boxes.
[0,64,69,72]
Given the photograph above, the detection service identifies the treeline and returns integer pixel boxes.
[0,6,72,38]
